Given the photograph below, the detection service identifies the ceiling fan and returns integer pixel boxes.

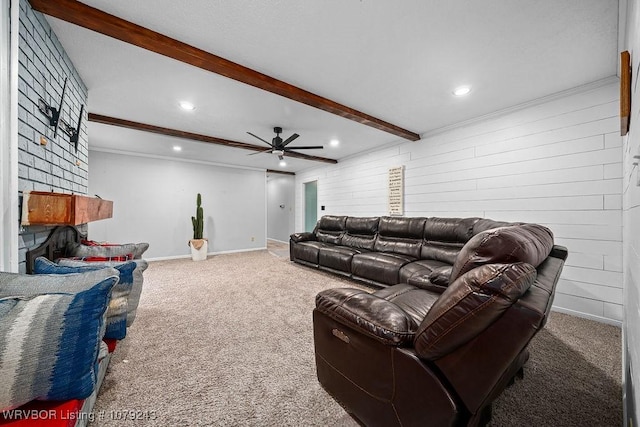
[247,127,323,160]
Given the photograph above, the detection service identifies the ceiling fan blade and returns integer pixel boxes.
[248,148,272,155]
[284,145,324,150]
[246,132,273,147]
[282,133,300,147]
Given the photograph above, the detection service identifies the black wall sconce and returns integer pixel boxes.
[37,76,85,151]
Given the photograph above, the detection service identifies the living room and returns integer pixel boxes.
[0,0,638,425]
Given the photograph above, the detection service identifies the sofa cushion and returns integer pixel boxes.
[58,258,149,328]
[315,288,418,346]
[341,234,377,251]
[291,241,328,266]
[67,241,149,260]
[428,265,453,288]
[0,269,119,410]
[399,259,449,284]
[471,218,515,235]
[315,215,347,244]
[345,216,379,234]
[424,217,479,243]
[405,265,454,294]
[352,252,416,285]
[317,231,343,245]
[378,216,427,239]
[340,216,379,251]
[374,217,426,258]
[319,246,364,273]
[34,257,136,340]
[317,215,348,231]
[420,241,464,265]
[450,223,554,282]
[414,263,536,361]
[419,218,478,264]
[373,284,440,327]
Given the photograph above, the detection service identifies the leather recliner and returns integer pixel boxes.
[312,222,567,426]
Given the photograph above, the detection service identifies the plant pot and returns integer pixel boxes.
[189,239,208,261]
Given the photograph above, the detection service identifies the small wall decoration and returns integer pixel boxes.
[37,77,67,138]
[388,166,404,216]
[37,76,85,151]
[621,50,631,136]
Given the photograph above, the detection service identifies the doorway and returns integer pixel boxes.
[304,180,318,232]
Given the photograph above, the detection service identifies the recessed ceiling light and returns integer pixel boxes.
[173,145,182,151]
[179,101,195,111]
[329,139,340,147]
[453,86,471,96]
[279,160,287,167]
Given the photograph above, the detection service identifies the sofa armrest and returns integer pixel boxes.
[550,245,568,261]
[315,288,418,346]
[290,232,316,243]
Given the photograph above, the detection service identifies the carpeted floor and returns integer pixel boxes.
[91,248,622,426]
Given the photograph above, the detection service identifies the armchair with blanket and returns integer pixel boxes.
[0,227,149,426]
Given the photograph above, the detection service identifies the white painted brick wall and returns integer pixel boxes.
[17,0,89,273]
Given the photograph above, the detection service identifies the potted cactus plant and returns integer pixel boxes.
[189,193,208,261]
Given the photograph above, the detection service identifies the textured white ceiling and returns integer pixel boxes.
[46,0,619,172]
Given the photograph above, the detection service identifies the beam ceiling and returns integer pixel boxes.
[88,113,338,164]
[30,0,421,142]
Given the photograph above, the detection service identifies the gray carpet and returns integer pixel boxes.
[91,249,622,426]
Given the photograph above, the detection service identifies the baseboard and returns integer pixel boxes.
[267,238,289,244]
[551,306,622,327]
[624,347,637,427]
[146,247,267,262]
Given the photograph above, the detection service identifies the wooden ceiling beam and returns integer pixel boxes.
[30,0,421,142]
[266,169,296,176]
[88,113,338,164]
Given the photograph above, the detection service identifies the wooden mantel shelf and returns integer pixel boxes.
[21,191,113,226]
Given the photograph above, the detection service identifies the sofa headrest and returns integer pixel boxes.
[317,215,347,232]
[472,218,516,235]
[414,262,536,360]
[450,223,554,282]
[345,216,379,235]
[424,217,479,243]
[378,216,426,239]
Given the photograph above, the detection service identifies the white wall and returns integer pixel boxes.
[0,0,18,272]
[267,174,295,242]
[88,150,267,259]
[296,82,622,324]
[622,0,640,423]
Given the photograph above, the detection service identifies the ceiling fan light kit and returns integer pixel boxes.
[247,126,324,162]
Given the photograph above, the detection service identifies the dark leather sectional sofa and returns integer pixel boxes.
[290,215,516,290]
[290,215,568,426]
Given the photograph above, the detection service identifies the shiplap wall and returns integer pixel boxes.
[622,0,640,423]
[296,82,622,323]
